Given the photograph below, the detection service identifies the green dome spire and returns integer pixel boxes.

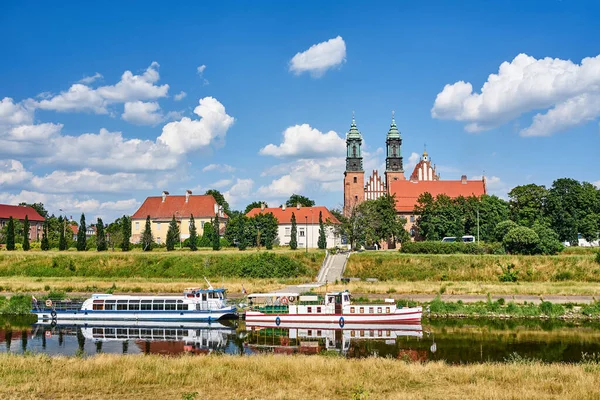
[387,110,401,139]
[346,111,362,139]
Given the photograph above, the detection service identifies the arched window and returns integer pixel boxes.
[352,144,357,157]
[353,177,357,183]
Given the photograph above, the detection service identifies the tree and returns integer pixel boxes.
[285,194,315,208]
[546,178,583,244]
[121,216,132,251]
[166,215,180,251]
[532,223,564,255]
[96,218,107,251]
[244,201,266,214]
[237,216,249,250]
[251,212,278,248]
[200,221,215,247]
[22,215,30,251]
[508,184,548,227]
[141,215,154,251]
[579,213,599,244]
[41,220,49,251]
[290,212,298,250]
[77,213,87,251]
[493,220,519,243]
[503,226,540,255]
[477,195,510,242]
[212,213,221,251]
[205,189,230,216]
[58,216,67,251]
[189,214,198,251]
[317,211,327,249]
[6,217,15,251]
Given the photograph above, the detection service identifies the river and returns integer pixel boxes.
[2,316,599,363]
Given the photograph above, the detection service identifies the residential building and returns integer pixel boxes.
[70,224,96,241]
[246,204,341,249]
[130,191,228,244]
[0,204,45,241]
[343,114,486,241]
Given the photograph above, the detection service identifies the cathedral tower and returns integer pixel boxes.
[385,112,405,187]
[343,114,365,216]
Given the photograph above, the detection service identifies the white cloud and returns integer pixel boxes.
[289,36,346,78]
[257,174,304,198]
[209,179,233,189]
[471,175,507,198]
[431,53,600,135]
[158,96,234,154]
[405,152,421,172]
[174,91,187,101]
[30,169,152,193]
[0,97,35,125]
[122,101,164,125]
[37,62,168,114]
[197,65,206,74]
[202,163,236,173]
[260,124,345,158]
[78,72,103,85]
[0,160,32,186]
[99,199,140,211]
[5,123,63,141]
[223,178,254,206]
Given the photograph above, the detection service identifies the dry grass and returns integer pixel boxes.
[0,353,599,399]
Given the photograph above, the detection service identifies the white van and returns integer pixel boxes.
[441,236,475,243]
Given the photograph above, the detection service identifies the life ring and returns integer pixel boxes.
[280,297,289,305]
[51,310,57,319]
[339,316,345,328]
[288,296,296,303]
[45,299,53,308]
[275,316,281,326]
[45,331,52,338]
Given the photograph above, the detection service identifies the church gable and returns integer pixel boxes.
[365,170,387,200]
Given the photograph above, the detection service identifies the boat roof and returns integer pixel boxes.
[183,288,226,293]
[247,292,300,298]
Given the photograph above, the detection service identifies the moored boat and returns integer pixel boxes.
[32,286,237,322]
[245,290,421,326]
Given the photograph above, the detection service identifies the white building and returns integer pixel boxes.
[246,204,341,249]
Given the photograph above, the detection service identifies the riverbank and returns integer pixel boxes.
[0,353,598,399]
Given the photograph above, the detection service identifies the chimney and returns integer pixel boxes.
[282,204,286,211]
[185,189,192,203]
[214,203,219,214]
[162,191,169,202]
[260,202,266,211]
[461,175,467,184]
[296,203,301,210]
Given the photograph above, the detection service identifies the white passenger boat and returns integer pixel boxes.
[32,286,237,322]
[245,290,421,326]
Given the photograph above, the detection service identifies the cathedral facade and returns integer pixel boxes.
[343,115,487,239]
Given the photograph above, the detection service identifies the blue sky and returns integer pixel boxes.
[1,0,600,221]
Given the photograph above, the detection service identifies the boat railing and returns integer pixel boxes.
[251,305,289,314]
[32,298,84,312]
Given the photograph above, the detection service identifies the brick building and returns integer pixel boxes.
[0,204,45,241]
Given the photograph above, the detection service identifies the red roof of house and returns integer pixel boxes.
[0,204,45,221]
[70,225,78,235]
[246,206,340,225]
[131,195,228,220]
[389,179,487,213]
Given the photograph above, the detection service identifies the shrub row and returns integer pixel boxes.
[400,241,504,255]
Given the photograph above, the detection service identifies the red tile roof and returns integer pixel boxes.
[389,179,486,213]
[131,195,227,220]
[70,225,78,235]
[0,204,45,221]
[246,206,340,225]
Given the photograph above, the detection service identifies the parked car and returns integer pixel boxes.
[441,236,476,243]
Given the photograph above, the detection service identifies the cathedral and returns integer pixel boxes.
[343,114,487,238]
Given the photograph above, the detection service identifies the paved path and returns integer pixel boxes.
[316,252,349,283]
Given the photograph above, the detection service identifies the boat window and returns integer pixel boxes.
[117,303,127,310]
[351,331,356,337]
[105,299,116,304]
[202,294,207,301]
[317,330,322,336]
[141,303,152,311]
[370,330,374,337]
[359,307,364,313]
[129,303,140,311]
[377,307,382,314]
[317,307,322,313]
[344,295,349,302]
[386,331,391,337]
[105,303,115,311]
[117,300,128,304]
[378,330,383,337]
[165,303,176,311]
[308,330,312,336]
[92,304,104,310]
[177,304,186,311]
[360,330,365,337]
[141,300,152,303]
[307,307,312,313]
[196,293,200,298]
[369,307,374,314]
[350,307,355,313]
[153,303,164,311]
[386,307,390,313]
[93,300,103,304]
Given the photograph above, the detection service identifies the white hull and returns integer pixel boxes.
[35,309,236,322]
[246,320,423,334]
[34,320,233,330]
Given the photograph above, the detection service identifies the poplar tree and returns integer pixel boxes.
[237,216,248,251]
[318,211,327,249]
[289,212,298,250]
[41,220,50,251]
[212,214,221,251]
[121,215,131,251]
[141,215,154,251]
[96,218,107,251]
[77,213,87,251]
[188,214,198,251]
[22,215,30,251]
[58,216,67,251]
[6,217,15,251]
[166,215,180,251]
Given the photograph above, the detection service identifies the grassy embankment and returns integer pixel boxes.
[0,354,599,400]
[338,251,600,296]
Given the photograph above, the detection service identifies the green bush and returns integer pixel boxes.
[400,241,503,255]
[503,227,540,255]
[498,263,519,282]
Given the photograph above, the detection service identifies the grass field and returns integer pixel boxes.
[0,353,599,399]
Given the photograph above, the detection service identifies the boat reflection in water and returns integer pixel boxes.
[33,320,235,355]
[244,321,427,359]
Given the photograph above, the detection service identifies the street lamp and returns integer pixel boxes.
[305,216,308,253]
